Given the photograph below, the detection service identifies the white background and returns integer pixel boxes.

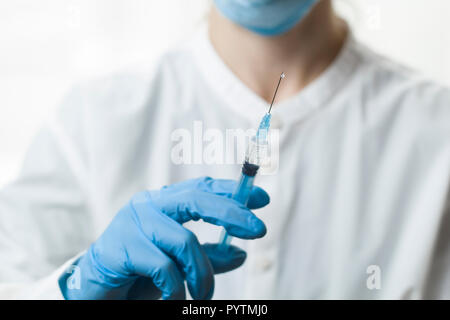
[1,0,449,187]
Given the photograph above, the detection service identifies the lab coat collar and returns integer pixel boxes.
[190,26,361,129]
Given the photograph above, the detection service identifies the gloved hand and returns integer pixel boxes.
[59,177,269,300]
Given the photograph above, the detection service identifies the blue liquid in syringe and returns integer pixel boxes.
[220,165,257,246]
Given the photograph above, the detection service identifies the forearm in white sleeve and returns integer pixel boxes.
[0,86,94,299]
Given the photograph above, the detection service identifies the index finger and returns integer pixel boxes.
[155,189,267,239]
[170,177,270,209]
[191,191,267,239]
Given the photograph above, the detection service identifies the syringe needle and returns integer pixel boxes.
[268,72,285,114]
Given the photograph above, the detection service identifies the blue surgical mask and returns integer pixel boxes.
[213,0,319,36]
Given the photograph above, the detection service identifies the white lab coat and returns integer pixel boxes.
[1,28,449,299]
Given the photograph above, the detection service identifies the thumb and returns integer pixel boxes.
[202,243,247,274]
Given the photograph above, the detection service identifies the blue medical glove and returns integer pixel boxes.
[59,177,269,300]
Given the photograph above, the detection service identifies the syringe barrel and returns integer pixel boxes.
[232,170,256,205]
[220,162,259,246]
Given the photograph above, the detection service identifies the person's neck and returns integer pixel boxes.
[208,0,348,104]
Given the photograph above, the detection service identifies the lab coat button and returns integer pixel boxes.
[259,258,274,272]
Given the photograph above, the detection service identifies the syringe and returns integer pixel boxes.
[219,72,285,246]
